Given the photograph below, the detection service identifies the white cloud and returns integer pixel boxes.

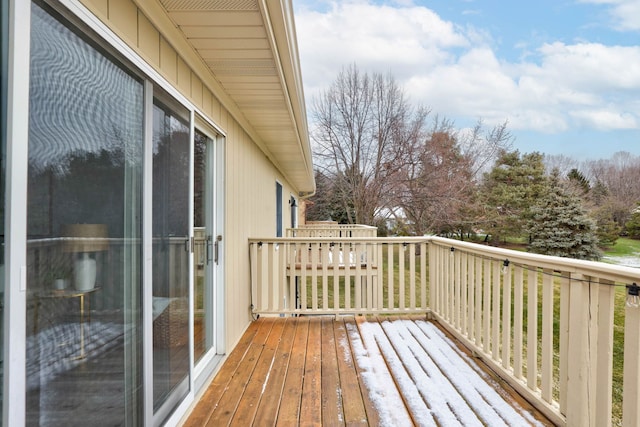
[295,0,640,136]
[570,109,638,130]
[578,0,640,31]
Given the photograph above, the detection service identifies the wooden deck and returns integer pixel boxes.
[184,316,553,426]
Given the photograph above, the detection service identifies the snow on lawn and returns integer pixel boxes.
[347,319,544,426]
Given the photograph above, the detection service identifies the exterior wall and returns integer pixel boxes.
[79,0,297,350]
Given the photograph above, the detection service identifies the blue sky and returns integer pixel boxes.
[294,0,640,160]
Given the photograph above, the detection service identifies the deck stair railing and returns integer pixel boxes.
[249,233,640,427]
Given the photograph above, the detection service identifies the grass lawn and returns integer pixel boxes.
[604,237,640,257]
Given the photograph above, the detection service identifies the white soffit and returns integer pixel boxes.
[157,0,314,193]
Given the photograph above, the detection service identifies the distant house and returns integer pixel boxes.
[2,0,314,425]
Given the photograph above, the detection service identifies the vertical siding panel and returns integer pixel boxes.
[202,87,213,118]
[107,0,138,45]
[177,56,191,96]
[159,37,177,84]
[137,12,160,67]
[191,75,203,109]
[80,0,108,17]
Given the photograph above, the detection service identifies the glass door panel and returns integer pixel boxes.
[0,0,7,412]
[193,129,214,363]
[26,4,144,424]
[151,95,190,413]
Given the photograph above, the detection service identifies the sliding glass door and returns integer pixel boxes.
[151,94,191,416]
[26,3,144,424]
[193,129,216,364]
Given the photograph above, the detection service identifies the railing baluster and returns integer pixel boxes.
[311,244,318,311]
[399,244,406,310]
[388,243,395,310]
[467,252,474,340]
[377,243,384,310]
[409,243,416,310]
[344,243,351,310]
[502,260,511,370]
[454,249,461,329]
[474,256,482,347]
[492,260,500,361]
[279,242,287,312]
[321,243,329,310]
[355,243,362,310]
[527,267,538,391]
[268,243,275,312]
[541,269,554,403]
[462,251,469,335]
[420,242,427,310]
[332,243,339,311]
[483,258,491,354]
[366,242,374,310]
[289,242,297,312]
[559,272,571,415]
[513,265,524,379]
[250,242,259,311]
[300,243,308,311]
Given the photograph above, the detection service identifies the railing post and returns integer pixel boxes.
[565,273,592,425]
[623,292,640,426]
[595,279,614,427]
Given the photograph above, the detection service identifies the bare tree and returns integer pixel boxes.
[585,151,640,227]
[311,65,428,225]
[396,127,476,236]
[459,119,514,181]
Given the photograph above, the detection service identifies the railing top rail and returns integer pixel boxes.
[430,236,640,284]
[249,236,430,244]
[296,223,377,229]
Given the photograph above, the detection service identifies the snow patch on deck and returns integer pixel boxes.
[348,319,544,426]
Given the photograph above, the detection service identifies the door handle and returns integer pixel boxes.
[206,235,213,264]
[214,235,222,265]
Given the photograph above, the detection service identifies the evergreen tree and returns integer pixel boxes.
[527,171,602,260]
[481,150,547,244]
[626,204,640,239]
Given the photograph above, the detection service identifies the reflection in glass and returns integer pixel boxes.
[152,96,190,412]
[26,4,143,425]
[193,130,214,363]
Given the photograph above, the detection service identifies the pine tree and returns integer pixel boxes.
[626,204,640,239]
[481,150,547,244]
[528,170,602,260]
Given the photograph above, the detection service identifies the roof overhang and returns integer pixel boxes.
[136,0,315,194]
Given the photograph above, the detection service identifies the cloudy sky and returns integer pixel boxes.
[293,0,640,160]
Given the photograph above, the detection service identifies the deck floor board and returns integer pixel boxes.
[185,316,553,426]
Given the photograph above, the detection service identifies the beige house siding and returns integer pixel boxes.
[79,0,297,351]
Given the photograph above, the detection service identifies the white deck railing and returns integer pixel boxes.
[249,234,640,426]
[286,224,378,238]
[249,237,428,315]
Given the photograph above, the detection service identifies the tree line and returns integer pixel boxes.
[306,65,640,260]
